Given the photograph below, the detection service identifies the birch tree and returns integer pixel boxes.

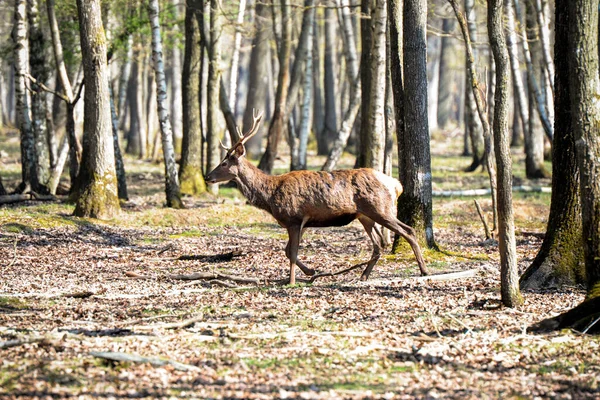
[13,0,40,194]
[148,0,183,208]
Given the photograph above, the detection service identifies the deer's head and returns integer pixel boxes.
[205,110,263,184]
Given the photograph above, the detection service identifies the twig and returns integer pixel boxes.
[208,279,238,288]
[414,269,478,282]
[167,272,264,285]
[89,351,199,372]
[131,315,204,331]
[115,312,190,327]
[6,238,18,268]
[445,313,474,335]
[474,199,491,240]
[24,73,69,102]
[125,271,155,280]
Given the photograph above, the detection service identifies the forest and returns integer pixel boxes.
[0,0,599,398]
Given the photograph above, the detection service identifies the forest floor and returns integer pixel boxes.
[1,128,599,399]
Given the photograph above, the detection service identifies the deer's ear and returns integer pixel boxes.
[233,143,246,158]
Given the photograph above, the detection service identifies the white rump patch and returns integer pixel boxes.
[374,171,403,200]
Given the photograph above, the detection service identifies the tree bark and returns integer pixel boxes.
[206,0,223,192]
[463,0,484,171]
[488,0,523,307]
[27,0,50,191]
[109,85,128,200]
[437,17,456,129]
[148,0,183,208]
[72,0,120,219]
[180,0,206,196]
[395,0,435,248]
[258,0,292,174]
[363,0,387,171]
[523,0,549,178]
[568,0,600,298]
[243,1,272,157]
[520,1,584,290]
[312,15,326,155]
[356,0,373,168]
[321,1,338,155]
[297,4,315,171]
[170,0,183,151]
[13,0,39,194]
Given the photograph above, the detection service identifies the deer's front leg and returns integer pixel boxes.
[285,226,302,285]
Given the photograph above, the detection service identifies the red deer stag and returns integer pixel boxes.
[206,110,429,284]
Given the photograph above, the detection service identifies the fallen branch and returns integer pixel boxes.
[167,272,264,285]
[0,192,56,205]
[414,269,478,281]
[125,271,156,280]
[131,314,204,331]
[433,186,551,197]
[0,336,50,349]
[89,351,199,372]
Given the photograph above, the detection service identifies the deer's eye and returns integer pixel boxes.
[221,161,227,167]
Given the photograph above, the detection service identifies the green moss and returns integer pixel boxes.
[0,296,28,310]
[180,165,206,195]
[73,171,120,220]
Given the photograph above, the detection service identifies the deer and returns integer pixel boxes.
[205,110,429,285]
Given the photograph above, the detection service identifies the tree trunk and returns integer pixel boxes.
[258,0,292,174]
[243,1,272,157]
[449,0,498,231]
[228,0,246,112]
[489,0,523,307]
[321,2,338,155]
[170,0,183,152]
[362,0,387,171]
[297,4,315,171]
[568,0,600,298]
[13,0,39,194]
[312,15,326,155]
[284,0,317,126]
[523,0,549,178]
[27,0,50,191]
[506,0,528,149]
[520,1,584,290]
[515,0,553,141]
[463,0,484,170]
[356,0,373,168]
[109,85,128,200]
[437,17,456,129]
[179,0,206,196]
[531,0,600,333]
[388,0,405,176]
[206,0,223,193]
[148,0,183,208]
[394,0,435,248]
[125,57,145,158]
[321,0,361,171]
[73,0,120,219]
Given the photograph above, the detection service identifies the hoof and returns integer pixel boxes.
[359,274,369,281]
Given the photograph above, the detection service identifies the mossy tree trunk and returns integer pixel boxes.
[73,0,120,219]
[520,1,584,290]
[531,0,600,333]
[489,0,523,307]
[179,0,206,196]
[393,0,435,249]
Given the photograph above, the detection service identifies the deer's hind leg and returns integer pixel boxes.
[362,213,429,277]
[357,215,386,280]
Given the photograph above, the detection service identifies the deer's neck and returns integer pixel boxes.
[235,159,275,213]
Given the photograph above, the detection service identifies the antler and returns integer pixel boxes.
[221,109,263,153]
[239,109,263,145]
